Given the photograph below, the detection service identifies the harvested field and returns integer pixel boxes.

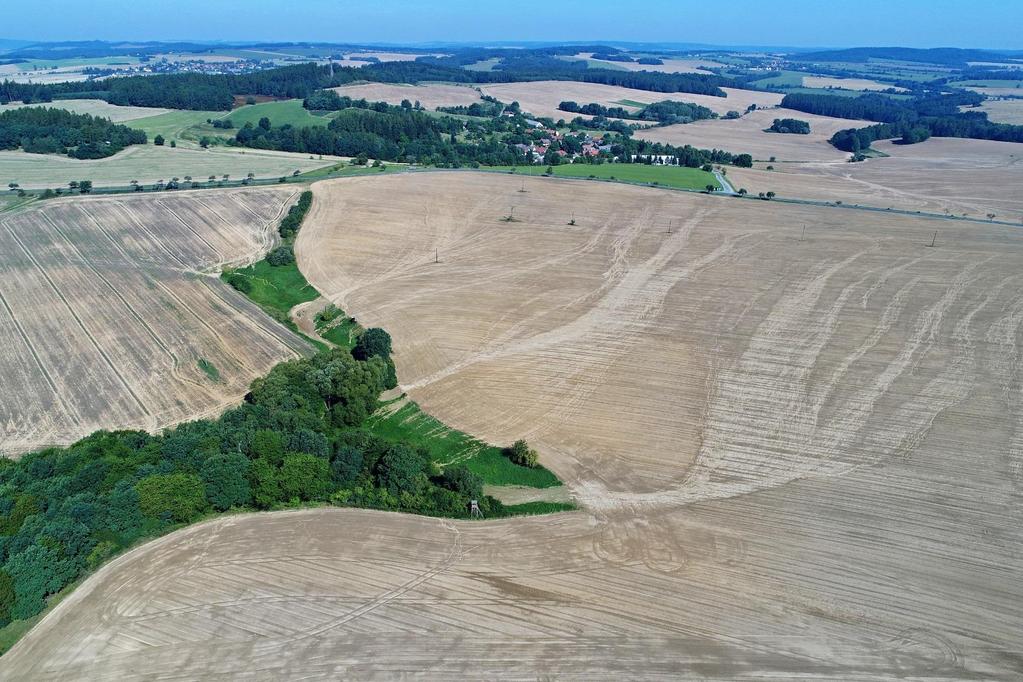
[971,98,1023,125]
[802,75,908,92]
[636,107,868,161]
[8,171,1023,679]
[329,82,483,110]
[0,144,337,190]
[728,137,1023,219]
[0,187,309,455]
[0,99,170,121]
[479,81,783,120]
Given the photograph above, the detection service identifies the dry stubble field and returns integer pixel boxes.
[7,172,1022,679]
[636,106,867,161]
[479,81,783,121]
[728,137,1023,220]
[0,187,309,455]
[329,82,483,110]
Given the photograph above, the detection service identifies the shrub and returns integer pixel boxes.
[266,245,295,266]
[225,272,252,294]
[505,440,539,468]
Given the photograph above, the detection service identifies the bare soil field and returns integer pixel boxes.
[479,81,783,120]
[636,107,867,161]
[0,99,170,121]
[802,75,908,92]
[729,137,1023,219]
[0,187,309,455]
[7,171,1023,679]
[329,82,483,110]
[0,144,337,190]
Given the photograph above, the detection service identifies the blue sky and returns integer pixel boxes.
[6,0,1021,50]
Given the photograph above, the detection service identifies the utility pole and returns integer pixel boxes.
[927,230,937,248]
[800,225,806,242]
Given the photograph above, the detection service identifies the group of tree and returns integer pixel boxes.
[765,118,811,134]
[0,107,146,159]
[232,101,529,166]
[0,338,525,627]
[558,100,716,126]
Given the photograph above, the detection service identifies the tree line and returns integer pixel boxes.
[558,100,717,125]
[780,92,1023,151]
[0,107,146,159]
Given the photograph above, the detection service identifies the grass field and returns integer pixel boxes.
[489,163,720,190]
[223,258,320,316]
[127,109,227,142]
[366,399,562,488]
[226,99,333,128]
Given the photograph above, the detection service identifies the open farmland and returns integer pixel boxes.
[0,144,339,190]
[329,82,484,110]
[0,99,170,121]
[0,187,309,455]
[479,81,783,121]
[563,52,721,74]
[728,137,1023,219]
[7,171,1023,679]
[636,107,869,161]
[802,75,908,91]
[971,97,1023,124]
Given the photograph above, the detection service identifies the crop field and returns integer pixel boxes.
[0,187,309,455]
[0,144,339,190]
[330,82,484,110]
[972,98,1023,124]
[728,137,1023,219]
[0,99,170,121]
[636,107,869,161]
[7,171,1023,679]
[479,81,783,120]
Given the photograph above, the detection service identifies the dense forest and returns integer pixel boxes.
[234,98,528,165]
[0,107,146,158]
[780,92,1023,150]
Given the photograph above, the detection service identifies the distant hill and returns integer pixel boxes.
[791,46,1013,66]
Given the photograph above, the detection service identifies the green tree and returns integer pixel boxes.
[505,439,538,468]
[279,453,331,501]
[154,134,165,146]
[0,570,15,627]
[352,328,392,361]
[249,458,281,509]
[135,473,206,522]
[376,444,427,496]
[200,452,251,511]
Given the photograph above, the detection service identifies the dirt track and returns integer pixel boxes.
[4,172,1023,679]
